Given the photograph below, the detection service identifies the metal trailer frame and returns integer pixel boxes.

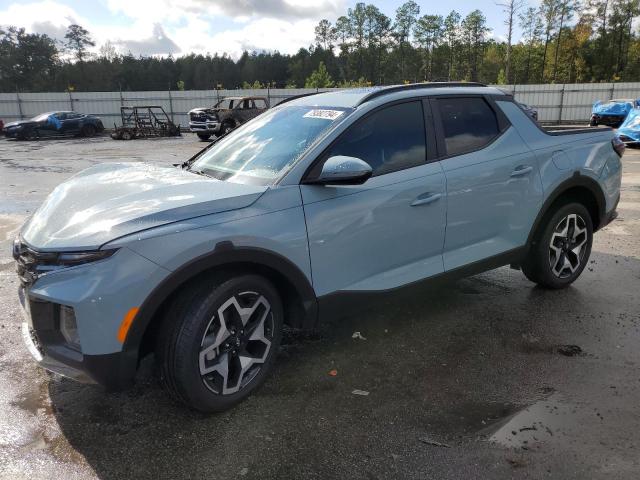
[111,105,181,140]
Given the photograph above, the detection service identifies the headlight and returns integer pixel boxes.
[14,240,118,286]
[56,249,117,267]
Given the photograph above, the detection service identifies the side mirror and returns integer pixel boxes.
[307,156,372,186]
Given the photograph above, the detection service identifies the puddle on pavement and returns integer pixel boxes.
[486,394,575,449]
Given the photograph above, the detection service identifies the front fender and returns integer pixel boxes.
[122,243,318,357]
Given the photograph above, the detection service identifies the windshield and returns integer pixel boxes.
[31,113,54,121]
[190,105,351,185]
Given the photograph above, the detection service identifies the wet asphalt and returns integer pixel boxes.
[0,135,639,479]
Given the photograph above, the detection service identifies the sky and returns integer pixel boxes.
[0,0,540,59]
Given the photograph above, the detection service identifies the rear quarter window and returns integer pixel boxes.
[437,97,500,157]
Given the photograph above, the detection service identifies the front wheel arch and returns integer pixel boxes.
[130,246,318,363]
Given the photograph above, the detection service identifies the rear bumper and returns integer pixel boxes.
[19,287,137,390]
[600,194,620,229]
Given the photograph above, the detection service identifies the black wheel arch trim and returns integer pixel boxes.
[526,172,606,247]
[122,242,318,360]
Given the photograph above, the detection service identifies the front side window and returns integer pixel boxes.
[190,105,351,185]
[215,99,235,109]
[319,101,427,177]
[437,97,500,157]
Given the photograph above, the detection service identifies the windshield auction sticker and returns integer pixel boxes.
[303,109,344,120]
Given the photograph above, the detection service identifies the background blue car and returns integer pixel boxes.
[590,98,640,127]
[618,108,640,145]
[4,111,104,140]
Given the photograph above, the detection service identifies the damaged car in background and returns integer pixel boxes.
[618,108,640,147]
[590,98,640,127]
[188,96,269,140]
[4,111,104,140]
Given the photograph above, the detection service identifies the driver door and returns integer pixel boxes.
[300,100,446,297]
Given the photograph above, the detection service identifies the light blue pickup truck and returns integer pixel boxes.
[14,83,623,411]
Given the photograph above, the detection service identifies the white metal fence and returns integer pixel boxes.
[1,83,639,126]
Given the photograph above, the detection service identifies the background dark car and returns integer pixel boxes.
[518,102,538,121]
[4,111,104,140]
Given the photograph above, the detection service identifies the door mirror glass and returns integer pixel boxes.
[308,155,372,185]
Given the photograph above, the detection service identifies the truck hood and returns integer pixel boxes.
[21,162,267,251]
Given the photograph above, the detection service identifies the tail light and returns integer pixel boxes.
[612,136,626,157]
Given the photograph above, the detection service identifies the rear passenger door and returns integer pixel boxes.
[432,96,543,271]
[300,100,447,297]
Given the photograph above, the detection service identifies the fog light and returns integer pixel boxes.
[59,305,80,351]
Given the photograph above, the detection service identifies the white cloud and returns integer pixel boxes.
[172,17,318,58]
[0,0,341,59]
[0,1,85,41]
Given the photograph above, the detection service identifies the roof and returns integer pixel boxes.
[288,83,507,109]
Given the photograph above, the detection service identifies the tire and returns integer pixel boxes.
[197,133,211,141]
[589,119,597,127]
[220,121,234,136]
[156,274,283,412]
[81,124,96,137]
[522,202,593,289]
[21,128,38,140]
[121,130,133,140]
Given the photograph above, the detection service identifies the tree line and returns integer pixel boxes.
[1,0,639,93]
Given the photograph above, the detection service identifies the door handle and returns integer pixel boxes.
[510,165,533,177]
[411,192,442,207]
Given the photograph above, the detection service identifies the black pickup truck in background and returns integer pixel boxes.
[188,96,269,140]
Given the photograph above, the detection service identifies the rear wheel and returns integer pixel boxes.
[81,124,96,137]
[522,202,593,289]
[197,133,211,140]
[156,274,283,412]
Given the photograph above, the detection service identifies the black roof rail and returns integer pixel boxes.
[276,92,320,106]
[355,82,489,106]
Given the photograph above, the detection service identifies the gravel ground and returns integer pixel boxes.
[0,134,639,480]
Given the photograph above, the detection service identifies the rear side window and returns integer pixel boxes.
[437,97,500,156]
[321,101,426,176]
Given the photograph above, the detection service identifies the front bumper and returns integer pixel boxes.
[16,246,171,390]
[4,128,21,138]
[19,286,138,389]
[189,121,220,133]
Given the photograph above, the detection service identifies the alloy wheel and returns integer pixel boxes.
[199,291,274,395]
[548,213,588,278]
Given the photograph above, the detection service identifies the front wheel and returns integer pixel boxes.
[197,133,211,140]
[522,202,593,289]
[156,274,283,412]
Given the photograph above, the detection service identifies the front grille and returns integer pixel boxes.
[190,112,217,122]
[13,241,58,288]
